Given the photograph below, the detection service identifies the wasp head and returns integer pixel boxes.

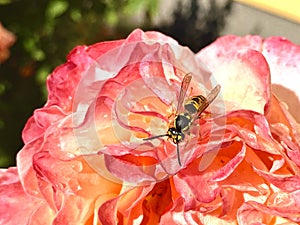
[167,127,185,144]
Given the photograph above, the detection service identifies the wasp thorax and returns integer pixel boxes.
[174,113,191,132]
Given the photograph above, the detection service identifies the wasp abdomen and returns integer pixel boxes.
[184,95,206,114]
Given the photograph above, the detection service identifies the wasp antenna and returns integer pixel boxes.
[143,134,167,141]
[176,144,182,166]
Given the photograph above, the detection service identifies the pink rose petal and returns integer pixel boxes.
[211,141,246,182]
[22,106,67,143]
[238,201,300,224]
[253,166,300,192]
[98,197,119,225]
[160,197,186,224]
[0,168,49,225]
[174,169,220,209]
[262,37,300,122]
[197,37,271,114]
[237,202,270,225]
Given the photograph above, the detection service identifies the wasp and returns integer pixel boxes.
[144,73,221,166]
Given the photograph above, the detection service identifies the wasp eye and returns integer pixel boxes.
[168,127,176,134]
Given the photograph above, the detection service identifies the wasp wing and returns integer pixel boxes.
[176,73,192,114]
[206,84,221,105]
[196,84,221,117]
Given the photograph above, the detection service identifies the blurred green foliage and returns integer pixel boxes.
[0,0,232,167]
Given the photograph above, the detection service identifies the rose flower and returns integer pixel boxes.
[1,29,300,225]
[0,22,15,63]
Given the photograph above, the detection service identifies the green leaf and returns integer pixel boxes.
[46,0,69,19]
[0,0,12,5]
[105,9,118,26]
[123,0,145,15]
[36,66,51,99]
[70,9,82,22]
[0,154,10,167]
[147,0,159,18]
[23,36,45,61]
[0,82,7,96]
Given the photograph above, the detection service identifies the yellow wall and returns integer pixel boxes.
[236,0,300,23]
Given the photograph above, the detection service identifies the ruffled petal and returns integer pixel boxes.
[262,37,300,123]
[197,36,271,114]
[0,168,51,225]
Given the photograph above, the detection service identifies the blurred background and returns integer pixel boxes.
[0,0,299,167]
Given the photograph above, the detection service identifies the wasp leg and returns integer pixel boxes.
[176,143,182,166]
[185,123,202,142]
